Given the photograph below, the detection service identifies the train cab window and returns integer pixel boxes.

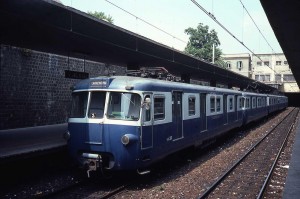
[143,95,151,122]
[252,97,256,108]
[188,96,196,116]
[70,91,89,118]
[107,92,141,121]
[154,97,165,120]
[88,92,106,119]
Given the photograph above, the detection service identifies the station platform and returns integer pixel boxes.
[283,120,300,198]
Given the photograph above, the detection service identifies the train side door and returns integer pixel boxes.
[200,93,207,132]
[141,94,153,149]
[172,91,183,140]
[235,95,239,121]
[223,94,228,125]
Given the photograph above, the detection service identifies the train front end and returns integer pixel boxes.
[66,77,143,176]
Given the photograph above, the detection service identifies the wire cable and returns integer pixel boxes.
[191,0,296,91]
[190,0,263,62]
[238,0,296,91]
[104,0,187,45]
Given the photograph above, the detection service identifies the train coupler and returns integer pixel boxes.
[82,153,101,178]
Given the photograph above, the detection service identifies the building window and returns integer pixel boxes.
[255,74,270,82]
[257,61,262,66]
[264,61,269,66]
[275,74,281,82]
[226,61,231,69]
[283,74,295,82]
[237,61,243,70]
[276,61,281,65]
[284,61,288,65]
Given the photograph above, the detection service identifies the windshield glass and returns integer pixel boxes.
[70,92,89,118]
[107,92,141,121]
[88,92,106,119]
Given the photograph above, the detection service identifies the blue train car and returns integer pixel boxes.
[65,76,287,176]
[242,92,268,124]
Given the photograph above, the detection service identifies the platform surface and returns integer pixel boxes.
[283,119,300,199]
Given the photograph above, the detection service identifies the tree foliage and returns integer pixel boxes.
[184,23,222,63]
[87,11,114,24]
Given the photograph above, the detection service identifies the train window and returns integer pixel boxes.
[238,97,243,109]
[227,96,234,112]
[88,92,106,119]
[210,97,215,113]
[216,97,221,112]
[245,98,250,109]
[154,97,165,120]
[70,91,89,118]
[257,98,261,107]
[107,92,141,121]
[188,96,196,116]
[143,95,151,122]
[252,97,256,108]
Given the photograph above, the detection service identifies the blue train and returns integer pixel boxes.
[65,76,288,177]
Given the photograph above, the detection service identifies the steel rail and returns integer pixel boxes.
[257,108,299,199]
[198,108,296,199]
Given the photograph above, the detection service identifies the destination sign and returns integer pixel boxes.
[90,79,108,88]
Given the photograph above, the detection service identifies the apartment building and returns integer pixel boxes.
[222,53,299,92]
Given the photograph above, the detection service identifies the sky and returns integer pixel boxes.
[59,0,283,55]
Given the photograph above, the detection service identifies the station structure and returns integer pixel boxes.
[0,0,299,176]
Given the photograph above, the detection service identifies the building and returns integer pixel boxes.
[222,53,252,78]
[222,53,299,92]
[252,53,299,92]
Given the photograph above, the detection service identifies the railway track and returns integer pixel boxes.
[41,174,131,199]
[45,182,128,199]
[198,107,299,199]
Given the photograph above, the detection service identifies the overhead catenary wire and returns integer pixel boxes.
[239,0,276,54]
[104,0,187,45]
[190,0,263,62]
[191,0,295,91]
[238,0,296,91]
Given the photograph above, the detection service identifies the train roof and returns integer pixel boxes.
[72,76,239,93]
[72,76,285,97]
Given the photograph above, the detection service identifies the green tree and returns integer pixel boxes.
[184,23,222,63]
[87,11,114,24]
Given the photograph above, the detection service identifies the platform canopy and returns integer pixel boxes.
[0,0,278,93]
[261,0,300,87]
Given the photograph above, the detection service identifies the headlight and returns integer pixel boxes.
[121,134,138,146]
[64,131,71,141]
[121,135,130,145]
